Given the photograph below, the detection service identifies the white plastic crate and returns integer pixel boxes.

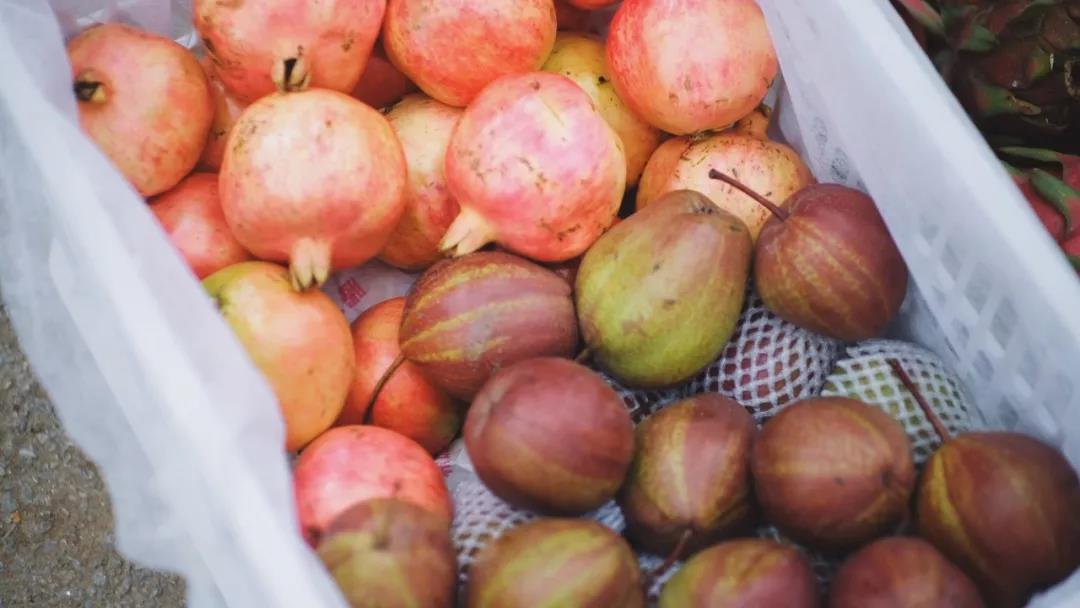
[0,0,1077,607]
[759,1,1080,456]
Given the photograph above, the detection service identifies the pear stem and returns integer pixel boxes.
[886,358,952,442]
[708,169,789,221]
[644,529,692,596]
[364,352,407,418]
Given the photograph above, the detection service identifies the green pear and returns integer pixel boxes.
[575,189,751,388]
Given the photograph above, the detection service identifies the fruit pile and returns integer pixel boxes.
[893,0,1080,274]
[65,0,1080,606]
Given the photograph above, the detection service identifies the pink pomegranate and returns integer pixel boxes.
[67,23,213,197]
[203,262,355,451]
[149,173,252,279]
[606,0,778,135]
[542,32,660,186]
[197,58,246,172]
[220,89,407,290]
[442,72,626,262]
[194,0,386,104]
[382,0,557,107]
[636,113,814,240]
[339,298,460,454]
[293,425,453,546]
[636,138,687,208]
[377,95,463,271]
[350,40,419,110]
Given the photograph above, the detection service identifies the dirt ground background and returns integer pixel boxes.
[0,304,185,607]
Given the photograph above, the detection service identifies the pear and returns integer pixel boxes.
[464,358,635,515]
[466,518,644,608]
[317,498,456,608]
[917,432,1080,607]
[659,539,819,608]
[575,189,752,388]
[710,170,908,342]
[751,397,916,551]
[618,394,756,556]
[829,537,983,608]
[887,360,1080,608]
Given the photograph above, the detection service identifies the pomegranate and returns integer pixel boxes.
[636,113,814,240]
[339,298,460,455]
[379,95,464,271]
[350,39,419,110]
[67,23,213,197]
[193,0,386,104]
[293,425,453,546]
[542,33,660,186]
[442,72,626,262]
[606,0,778,135]
[220,89,406,290]
[197,58,246,172]
[149,173,252,279]
[203,262,354,451]
[636,138,687,208]
[382,0,557,107]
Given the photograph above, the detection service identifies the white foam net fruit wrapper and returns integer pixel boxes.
[821,339,987,465]
[682,290,842,422]
[598,372,684,425]
[636,552,681,606]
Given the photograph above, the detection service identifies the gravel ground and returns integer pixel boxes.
[0,304,186,607]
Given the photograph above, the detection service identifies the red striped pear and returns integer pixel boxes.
[892,361,1080,607]
[467,518,644,608]
[710,171,908,342]
[751,397,916,551]
[659,539,819,608]
[829,537,982,608]
[918,433,1080,607]
[464,358,634,515]
[317,498,455,608]
[398,251,578,401]
[619,394,756,556]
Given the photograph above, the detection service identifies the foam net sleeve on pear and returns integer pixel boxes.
[682,290,842,423]
[595,371,684,425]
[820,339,984,465]
[636,552,682,607]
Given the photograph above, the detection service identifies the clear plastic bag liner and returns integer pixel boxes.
[320,261,419,324]
[2,0,1079,606]
[0,1,346,606]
